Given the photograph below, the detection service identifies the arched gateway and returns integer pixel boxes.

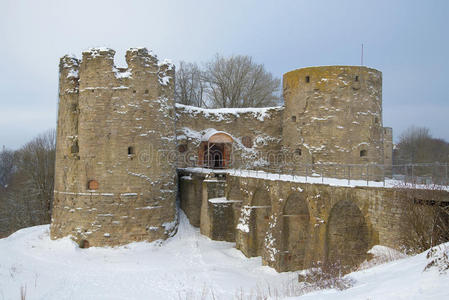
[198,130,233,169]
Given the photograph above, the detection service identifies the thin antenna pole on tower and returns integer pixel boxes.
[361,43,364,66]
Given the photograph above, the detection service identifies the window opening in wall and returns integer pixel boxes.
[291,116,296,122]
[144,89,149,94]
[305,76,310,83]
[242,136,252,148]
[71,141,79,154]
[87,180,99,190]
[360,150,367,157]
[128,146,135,155]
[133,90,136,93]
[355,75,359,82]
[375,117,379,124]
[79,240,90,249]
[178,144,187,153]
[295,148,302,156]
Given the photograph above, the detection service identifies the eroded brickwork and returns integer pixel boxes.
[282,66,388,179]
[51,48,177,246]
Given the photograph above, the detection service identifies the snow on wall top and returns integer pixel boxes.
[175,104,283,121]
[83,47,115,58]
[201,129,233,142]
[64,47,173,85]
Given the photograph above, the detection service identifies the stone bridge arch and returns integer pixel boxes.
[236,186,271,257]
[279,192,310,271]
[326,199,370,269]
[250,187,272,257]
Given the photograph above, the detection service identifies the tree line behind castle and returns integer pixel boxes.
[0,53,449,240]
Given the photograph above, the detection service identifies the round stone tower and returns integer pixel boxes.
[51,48,177,247]
[282,66,384,178]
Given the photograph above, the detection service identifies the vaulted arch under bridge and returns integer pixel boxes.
[326,199,370,270]
[279,192,311,272]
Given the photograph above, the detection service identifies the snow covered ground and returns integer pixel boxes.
[0,213,297,300]
[291,245,449,300]
[0,212,448,299]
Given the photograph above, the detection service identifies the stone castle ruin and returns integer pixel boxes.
[52,47,445,273]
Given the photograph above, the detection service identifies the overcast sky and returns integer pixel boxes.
[0,0,448,149]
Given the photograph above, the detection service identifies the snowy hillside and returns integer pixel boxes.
[0,212,448,299]
[290,245,449,300]
[0,213,297,299]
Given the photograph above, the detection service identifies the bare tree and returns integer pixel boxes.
[16,129,56,218]
[0,129,56,237]
[175,55,282,108]
[0,146,17,237]
[203,54,281,108]
[394,126,449,164]
[174,61,206,107]
[398,184,449,254]
[0,146,15,190]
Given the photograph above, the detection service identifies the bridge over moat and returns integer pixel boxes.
[179,168,449,273]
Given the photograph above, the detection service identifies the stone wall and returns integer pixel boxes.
[180,170,449,272]
[383,127,393,176]
[179,172,205,227]
[51,48,178,247]
[175,104,283,169]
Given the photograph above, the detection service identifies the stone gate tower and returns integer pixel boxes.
[51,48,177,247]
[282,66,385,178]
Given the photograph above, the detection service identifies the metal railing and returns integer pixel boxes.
[176,157,449,187]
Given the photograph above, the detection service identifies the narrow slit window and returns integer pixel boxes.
[355,76,359,82]
[71,141,79,154]
[305,76,310,83]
